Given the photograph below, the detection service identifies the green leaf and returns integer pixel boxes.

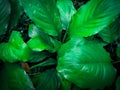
[0,63,35,90]
[57,38,116,89]
[30,58,57,70]
[31,69,60,90]
[99,17,120,43]
[58,73,71,90]
[9,0,23,29]
[117,44,120,58]
[28,51,49,63]
[116,76,120,90]
[19,0,62,36]
[0,0,11,35]
[27,36,52,52]
[0,31,32,62]
[57,0,76,30]
[69,0,120,37]
[28,24,61,52]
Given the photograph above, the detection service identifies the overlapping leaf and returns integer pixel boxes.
[19,0,62,36]
[57,38,116,89]
[0,63,35,90]
[28,24,61,52]
[31,69,60,90]
[99,17,120,43]
[0,0,11,35]
[0,31,32,62]
[69,0,120,37]
[57,0,76,30]
[9,0,23,29]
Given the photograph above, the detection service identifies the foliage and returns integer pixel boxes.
[0,0,120,90]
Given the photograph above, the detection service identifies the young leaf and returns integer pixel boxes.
[0,63,35,90]
[31,69,60,90]
[69,0,120,37]
[116,76,120,90]
[0,31,32,62]
[0,0,11,35]
[57,0,76,30]
[9,0,23,29]
[19,0,62,36]
[28,24,61,52]
[27,36,52,52]
[57,38,116,89]
[99,17,120,43]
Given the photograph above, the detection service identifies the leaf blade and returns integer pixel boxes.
[69,0,120,37]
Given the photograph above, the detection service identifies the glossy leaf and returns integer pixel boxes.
[99,17,120,43]
[9,0,23,29]
[19,0,62,36]
[0,31,32,62]
[117,44,120,58]
[0,0,11,35]
[31,69,60,90]
[69,0,120,37]
[116,76,120,90]
[0,63,35,90]
[57,38,116,89]
[57,0,76,30]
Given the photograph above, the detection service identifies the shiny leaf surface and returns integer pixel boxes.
[19,0,62,36]
[57,0,76,30]
[0,31,32,62]
[57,38,116,89]
[69,0,120,37]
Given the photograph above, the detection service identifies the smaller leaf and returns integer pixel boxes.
[27,36,52,52]
[0,31,32,62]
[57,0,76,30]
[28,51,49,63]
[30,58,57,70]
[31,69,60,90]
[116,76,120,90]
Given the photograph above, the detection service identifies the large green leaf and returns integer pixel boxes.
[19,0,62,36]
[57,0,76,30]
[57,38,116,89]
[116,76,120,90]
[0,63,35,90]
[31,69,60,90]
[0,0,11,35]
[69,0,120,37]
[99,17,120,43]
[9,0,23,29]
[0,31,32,62]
